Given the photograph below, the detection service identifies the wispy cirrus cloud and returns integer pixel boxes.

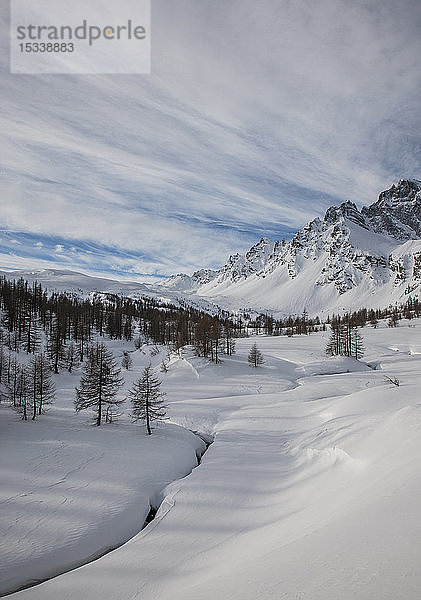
[0,0,420,280]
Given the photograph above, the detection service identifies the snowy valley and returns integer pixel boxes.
[3,179,420,320]
[1,323,421,599]
[1,178,421,599]
[2,0,420,594]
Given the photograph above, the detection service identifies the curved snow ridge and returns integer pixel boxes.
[382,404,421,436]
[285,432,366,471]
[138,432,214,539]
[1,491,153,596]
[0,420,206,597]
[143,487,180,535]
[297,356,372,377]
[302,446,364,470]
[182,357,200,379]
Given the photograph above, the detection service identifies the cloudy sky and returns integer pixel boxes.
[1,0,420,281]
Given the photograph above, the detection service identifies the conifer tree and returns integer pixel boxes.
[6,355,21,408]
[127,364,167,435]
[65,341,80,373]
[248,342,264,367]
[326,321,344,356]
[0,343,8,387]
[75,342,124,426]
[351,327,365,359]
[326,320,364,360]
[47,316,66,374]
[24,308,41,354]
[121,351,133,370]
[194,315,212,358]
[14,366,29,420]
[26,353,55,419]
[223,323,236,356]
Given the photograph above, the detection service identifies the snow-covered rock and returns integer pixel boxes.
[362,179,421,240]
[174,179,421,316]
[2,180,421,318]
[161,268,218,292]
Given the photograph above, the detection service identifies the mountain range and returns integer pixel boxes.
[161,179,421,317]
[2,179,420,318]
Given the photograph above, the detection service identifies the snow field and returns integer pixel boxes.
[3,322,421,599]
[0,343,205,596]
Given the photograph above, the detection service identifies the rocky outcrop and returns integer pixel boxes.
[161,180,421,313]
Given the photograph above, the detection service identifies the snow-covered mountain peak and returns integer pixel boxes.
[362,179,421,241]
[244,237,276,266]
[154,268,218,292]
[324,200,368,229]
[177,179,421,315]
[3,180,420,318]
[376,179,421,207]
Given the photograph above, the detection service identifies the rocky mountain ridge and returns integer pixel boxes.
[162,179,421,315]
[2,180,420,318]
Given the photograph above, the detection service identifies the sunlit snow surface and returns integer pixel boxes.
[2,324,421,599]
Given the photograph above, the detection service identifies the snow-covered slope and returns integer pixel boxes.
[4,324,421,600]
[0,268,224,316]
[161,179,421,316]
[0,342,206,597]
[2,180,420,318]
[0,269,152,297]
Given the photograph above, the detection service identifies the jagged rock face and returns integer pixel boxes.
[362,179,421,240]
[205,180,421,294]
[202,198,393,297]
[325,201,368,229]
[163,179,421,313]
[191,269,217,285]
[162,268,218,291]
[377,179,421,205]
[211,238,277,284]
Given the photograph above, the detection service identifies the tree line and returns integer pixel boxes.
[247,297,421,337]
[0,275,241,362]
[0,276,241,424]
[1,276,418,361]
[1,275,420,425]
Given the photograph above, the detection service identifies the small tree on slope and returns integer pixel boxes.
[127,364,167,435]
[75,342,124,426]
[29,352,55,418]
[351,327,365,360]
[121,351,133,371]
[248,342,264,368]
[326,322,364,360]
